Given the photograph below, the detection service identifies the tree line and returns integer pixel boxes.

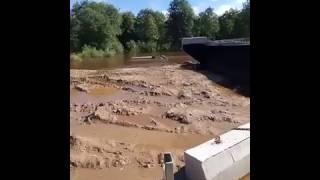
[70,0,250,58]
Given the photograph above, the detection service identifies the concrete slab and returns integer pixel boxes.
[184,123,250,180]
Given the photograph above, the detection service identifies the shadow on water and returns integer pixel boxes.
[174,167,187,180]
[180,62,250,97]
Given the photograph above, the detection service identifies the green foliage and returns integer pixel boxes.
[233,0,250,38]
[70,0,250,58]
[134,9,167,52]
[119,12,136,50]
[217,0,250,39]
[197,7,219,39]
[136,41,157,53]
[144,14,159,41]
[167,0,195,49]
[71,0,122,52]
[79,45,106,58]
[70,15,81,52]
[77,43,123,58]
[70,53,83,62]
[121,12,135,33]
[158,42,171,52]
[192,15,201,37]
[104,38,124,54]
[193,7,219,39]
[217,9,240,39]
[125,40,138,53]
[135,9,161,41]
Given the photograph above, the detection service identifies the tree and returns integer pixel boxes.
[119,12,136,50]
[196,7,219,39]
[70,1,123,52]
[70,0,250,55]
[144,14,159,42]
[135,9,165,52]
[148,11,167,51]
[218,9,240,39]
[233,0,250,37]
[192,15,201,36]
[70,13,80,52]
[167,0,195,49]
[135,9,163,41]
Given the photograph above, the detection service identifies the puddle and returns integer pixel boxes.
[116,114,181,130]
[70,87,131,104]
[70,86,119,96]
[88,87,119,96]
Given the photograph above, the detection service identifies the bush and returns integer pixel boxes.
[112,40,124,54]
[102,38,124,57]
[102,47,116,57]
[77,42,124,58]
[137,41,157,53]
[125,40,138,53]
[70,53,83,62]
[79,45,105,58]
[158,43,171,52]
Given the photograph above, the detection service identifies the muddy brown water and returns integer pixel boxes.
[70,51,192,70]
[70,52,249,180]
[70,52,209,180]
[70,87,127,104]
[70,123,213,180]
[71,123,212,151]
[71,167,163,180]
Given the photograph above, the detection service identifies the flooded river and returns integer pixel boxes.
[70,51,193,70]
[70,51,250,180]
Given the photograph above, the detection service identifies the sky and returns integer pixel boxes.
[70,0,247,16]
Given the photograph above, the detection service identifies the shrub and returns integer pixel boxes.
[158,43,171,52]
[125,40,138,53]
[79,45,105,58]
[102,39,124,57]
[70,53,83,62]
[137,41,157,53]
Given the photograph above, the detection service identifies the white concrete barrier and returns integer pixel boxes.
[184,123,250,180]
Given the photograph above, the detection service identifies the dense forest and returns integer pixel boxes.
[70,0,250,59]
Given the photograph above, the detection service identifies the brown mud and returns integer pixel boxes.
[70,58,250,180]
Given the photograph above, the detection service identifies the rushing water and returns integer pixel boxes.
[70,51,193,70]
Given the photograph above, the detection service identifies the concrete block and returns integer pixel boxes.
[184,123,250,180]
[163,152,174,180]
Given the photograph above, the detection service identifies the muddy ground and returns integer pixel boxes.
[70,63,250,180]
